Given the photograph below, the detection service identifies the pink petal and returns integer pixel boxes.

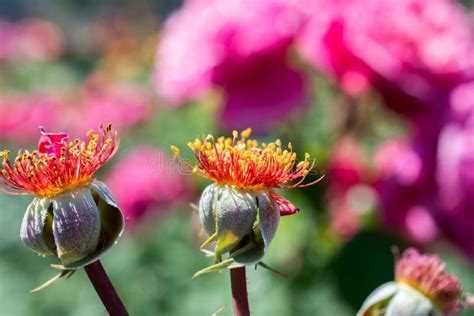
[270,191,299,216]
[38,128,69,156]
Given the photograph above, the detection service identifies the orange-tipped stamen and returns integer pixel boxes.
[173,129,319,190]
[0,124,118,197]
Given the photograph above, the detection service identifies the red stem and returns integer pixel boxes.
[84,260,128,316]
[230,267,250,316]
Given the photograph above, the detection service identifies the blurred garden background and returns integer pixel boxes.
[0,0,474,315]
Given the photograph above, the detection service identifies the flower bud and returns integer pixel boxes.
[20,180,124,269]
[1,125,123,290]
[199,183,280,265]
[176,130,320,278]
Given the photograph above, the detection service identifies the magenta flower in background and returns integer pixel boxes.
[298,0,474,258]
[154,0,308,131]
[298,0,474,118]
[105,146,193,227]
[449,81,474,124]
[0,18,64,62]
[297,0,371,96]
[437,123,474,261]
[374,139,439,246]
[435,82,474,261]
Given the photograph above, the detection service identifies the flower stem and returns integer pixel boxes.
[230,267,250,316]
[84,260,128,316]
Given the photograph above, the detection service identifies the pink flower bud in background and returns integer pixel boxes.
[105,147,193,227]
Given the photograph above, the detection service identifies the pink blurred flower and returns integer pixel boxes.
[298,0,474,117]
[154,0,308,131]
[297,0,371,96]
[105,147,193,226]
[0,93,62,143]
[435,87,474,260]
[327,136,376,238]
[0,18,64,62]
[0,74,151,143]
[449,81,474,124]
[374,139,439,245]
[65,73,152,135]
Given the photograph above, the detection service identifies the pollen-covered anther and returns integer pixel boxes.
[171,145,181,155]
[0,150,9,160]
[241,128,252,139]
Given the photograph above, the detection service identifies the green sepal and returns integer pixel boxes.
[192,258,235,280]
[30,269,75,293]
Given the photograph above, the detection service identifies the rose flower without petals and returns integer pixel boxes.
[172,128,320,277]
[0,124,124,274]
